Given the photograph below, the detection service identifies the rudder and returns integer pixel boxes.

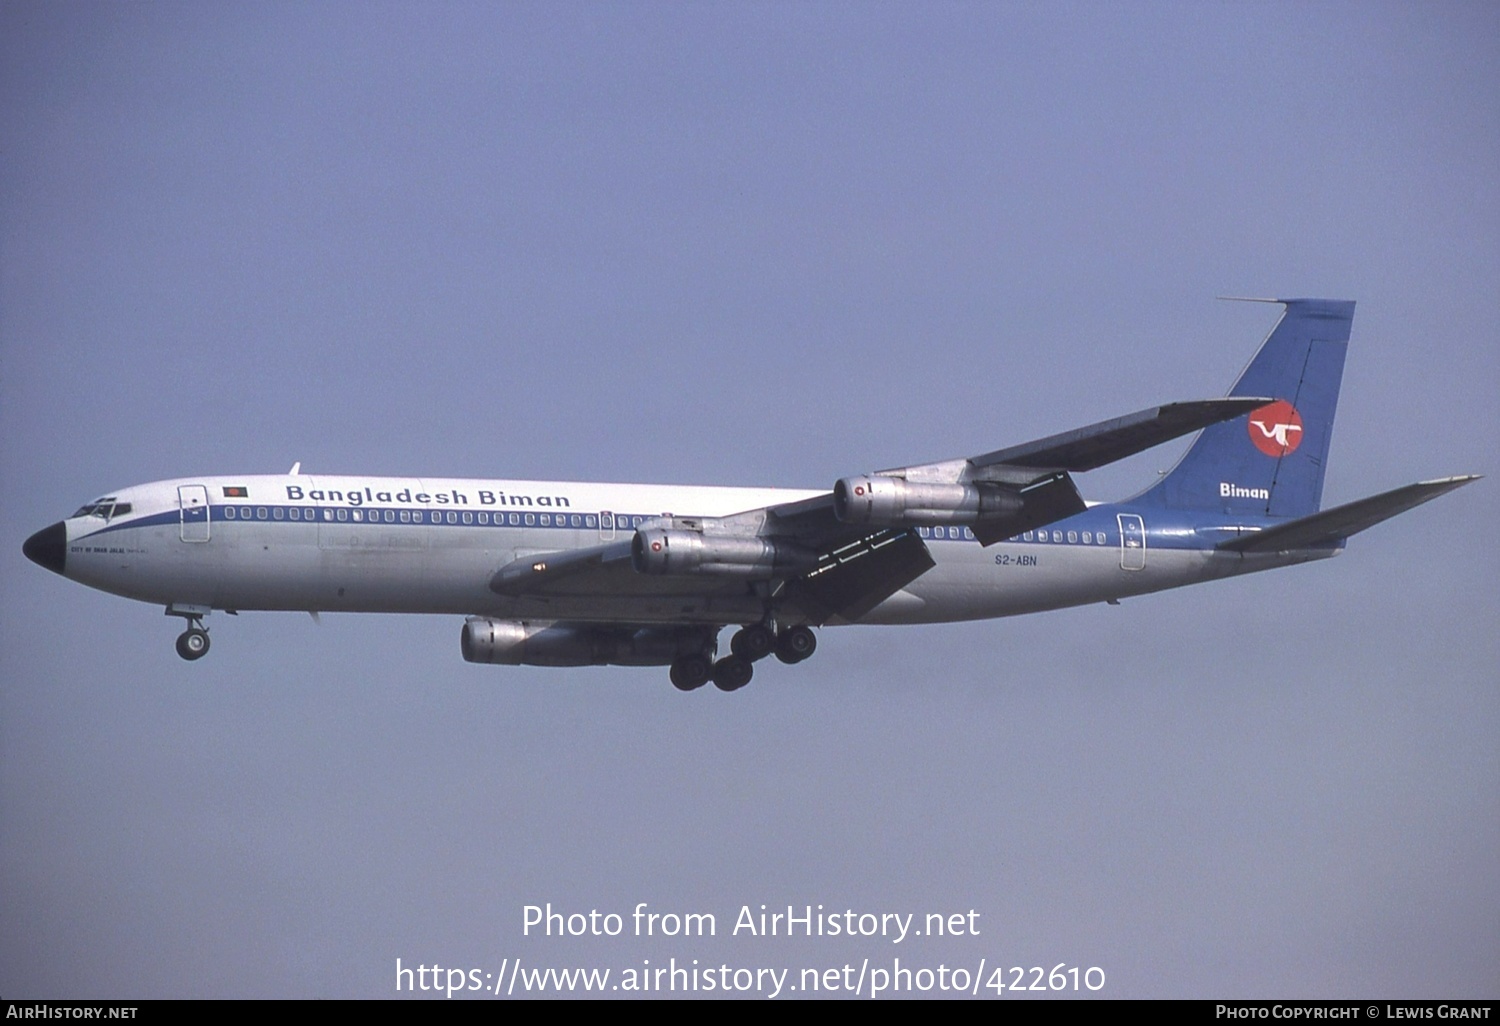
[1136,298,1354,519]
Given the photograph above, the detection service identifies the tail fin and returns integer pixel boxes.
[1137,298,1354,519]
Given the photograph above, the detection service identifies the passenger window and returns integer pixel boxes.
[540,514,550,526]
[585,515,597,527]
[1067,531,1077,543]
[273,507,284,520]
[462,512,472,524]
[351,510,362,522]
[525,513,535,525]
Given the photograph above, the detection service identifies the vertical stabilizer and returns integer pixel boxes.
[1136,298,1353,519]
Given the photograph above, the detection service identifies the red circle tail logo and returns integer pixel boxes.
[1247,400,1304,457]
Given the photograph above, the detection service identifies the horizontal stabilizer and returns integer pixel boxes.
[1218,476,1480,553]
[970,398,1273,473]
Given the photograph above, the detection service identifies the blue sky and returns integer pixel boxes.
[2,2,1495,998]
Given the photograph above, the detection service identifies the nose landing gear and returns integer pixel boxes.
[165,604,212,661]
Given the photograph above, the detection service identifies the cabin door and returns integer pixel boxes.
[1117,513,1145,570]
[178,485,211,542]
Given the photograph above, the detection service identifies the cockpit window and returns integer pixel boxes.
[70,499,130,521]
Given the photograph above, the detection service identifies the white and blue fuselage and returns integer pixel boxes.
[36,473,1322,626]
[23,300,1474,688]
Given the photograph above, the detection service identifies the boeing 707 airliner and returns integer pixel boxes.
[23,299,1477,691]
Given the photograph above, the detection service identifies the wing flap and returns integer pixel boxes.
[783,528,935,624]
[970,471,1087,545]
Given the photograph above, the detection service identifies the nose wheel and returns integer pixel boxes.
[175,626,210,661]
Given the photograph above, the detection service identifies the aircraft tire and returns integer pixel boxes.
[711,655,753,692]
[730,624,775,661]
[669,653,712,691]
[175,628,210,661]
[774,625,816,664]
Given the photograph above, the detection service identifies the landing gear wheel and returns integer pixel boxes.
[730,624,776,661]
[669,653,713,691]
[711,655,754,692]
[175,627,210,661]
[775,625,816,664]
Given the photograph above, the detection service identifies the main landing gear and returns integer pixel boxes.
[668,624,818,693]
[166,604,211,661]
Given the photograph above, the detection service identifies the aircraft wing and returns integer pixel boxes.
[967,398,1274,471]
[488,525,935,625]
[490,396,1274,623]
[1217,476,1480,553]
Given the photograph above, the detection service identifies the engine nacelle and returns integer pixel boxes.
[833,475,1023,527]
[461,618,713,667]
[631,528,814,577]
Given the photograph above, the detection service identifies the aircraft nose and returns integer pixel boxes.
[23,521,67,575]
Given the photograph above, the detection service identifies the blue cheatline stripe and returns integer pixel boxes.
[73,505,669,541]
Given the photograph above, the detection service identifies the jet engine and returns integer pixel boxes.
[460,618,714,667]
[832,475,1023,527]
[631,528,815,577]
